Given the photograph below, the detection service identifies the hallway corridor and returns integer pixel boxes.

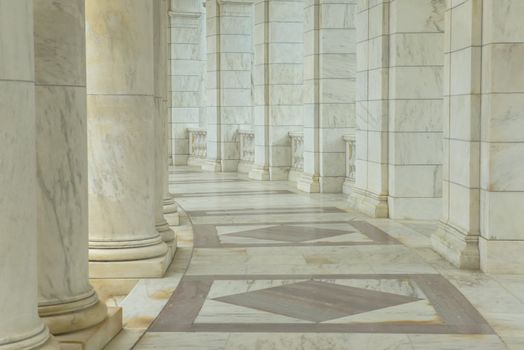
[117,167,524,349]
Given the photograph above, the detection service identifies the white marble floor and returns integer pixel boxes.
[103,167,524,350]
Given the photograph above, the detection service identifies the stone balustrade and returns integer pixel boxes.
[187,128,207,165]
[343,134,356,195]
[288,132,304,182]
[238,129,255,173]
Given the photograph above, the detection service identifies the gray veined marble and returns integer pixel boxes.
[34,0,108,335]
[0,1,54,348]
[86,0,171,278]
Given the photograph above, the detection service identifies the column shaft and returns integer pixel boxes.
[86,0,170,278]
[34,0,107,334]
[0,1,53,348]
[154,0,176,244]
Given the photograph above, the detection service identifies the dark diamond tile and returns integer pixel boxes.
[222,225,353,243]
[213,280,421,323]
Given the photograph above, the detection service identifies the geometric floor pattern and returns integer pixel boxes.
[150,274,494,335]
[213,280,422,322]
[193,221,400,248]
[124,168,521,350]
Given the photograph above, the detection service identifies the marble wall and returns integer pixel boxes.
[204,0,255,172]
[249,0,304,181]
[169,0,204,166]
[298,0,357,193]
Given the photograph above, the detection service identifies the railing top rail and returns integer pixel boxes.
[187,127,207,133]
[343,134,356,142]
[288,131,304,138]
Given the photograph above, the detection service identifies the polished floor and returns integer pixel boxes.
[105,167,524,350]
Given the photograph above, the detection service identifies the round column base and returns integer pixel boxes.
[39,290,107,335]
[162,195,178,215]
[156,219,175,243]
[0,324,51,350]
[89,236,168,262]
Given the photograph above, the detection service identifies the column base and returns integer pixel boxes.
[348,187,388,218]
[479,237,524,274]
[156,218,176,243]
[297,173,320,193]
[431,222,480,270]
[288,168,302,183]
[56,307,122,350]
[388,196,441,220]
[39,290,107,335]
[187,156,206,167]
[0,324,51,350]
[248,165,270,181]
[237,161,254,174]
[40,336,61,350]
[202,159,222,172]
[163,195,179,226]
[89,240,176,278]
[269,166,290,181]
[342,178,354,195]
[202,159,238,172]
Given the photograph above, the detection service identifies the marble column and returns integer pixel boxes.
[164,0,182,226]
[478,0,524,273]
[297,0,357,193]
[432,0,482,269]
[154,0,176,245]
[433,0,524,273]
[350,0,390,216]
[204,0,255,172]
[0,1,55,349]
[169,0,203,166]
[387,0,445,219]
[86,0,171,278]
[34,0,107,335]
[351,0,445,218]
[249,0,304,181]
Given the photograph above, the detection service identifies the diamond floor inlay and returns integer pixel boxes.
[213,280,422,323]
[222,225,354,243]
